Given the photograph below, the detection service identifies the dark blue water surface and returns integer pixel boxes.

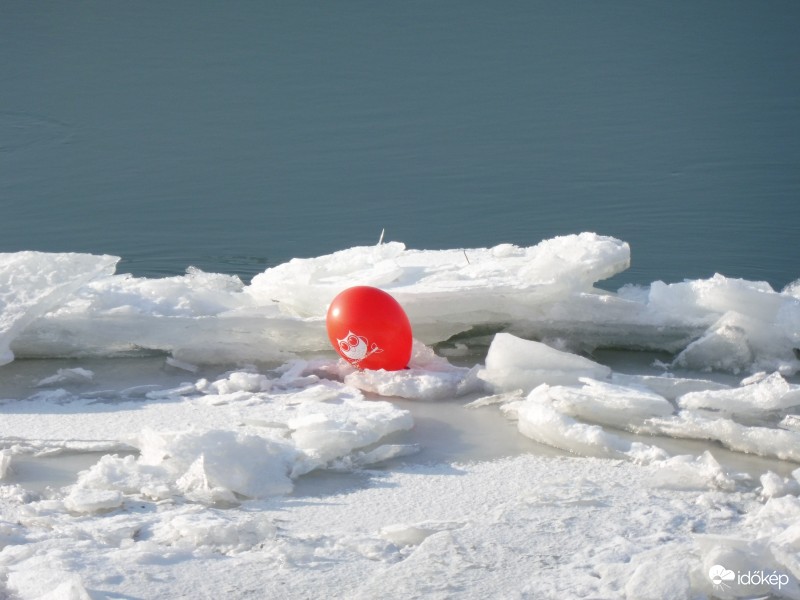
[2,2,799,289]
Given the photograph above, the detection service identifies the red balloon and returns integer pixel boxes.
[326,286,412,371]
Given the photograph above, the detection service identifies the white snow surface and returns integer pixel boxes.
[1,234,799,599]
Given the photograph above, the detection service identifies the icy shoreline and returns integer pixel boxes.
[3,233,799,374]
[1,234,800,599]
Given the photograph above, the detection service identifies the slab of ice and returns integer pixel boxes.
[247,233,631,318]
[464,389,526,408]
[287,392,414,470]
[35,368,94,388]
[0,449,11,480]
[646,451,736,491]
[479,333,611,393]
[647,411,800,462]
[781,414,800,432]
[244,232,638,357]
[543,378,675,429]
[143,428,297,499]
[759,471,800,499]
[677,372,800,419]
[13,269,305,365]
[611,372,731,401]
[648,274,782,322]
[63,488,124,514]
[505,385,669,462]
[655,274,800,375]
[0,252,118,365]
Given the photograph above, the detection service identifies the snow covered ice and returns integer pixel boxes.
[1,233,799,599]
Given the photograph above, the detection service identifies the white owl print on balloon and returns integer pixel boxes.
[336,330,383,366]
[326,286,413,371]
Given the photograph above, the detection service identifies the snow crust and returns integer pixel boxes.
[1,452,799,600]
